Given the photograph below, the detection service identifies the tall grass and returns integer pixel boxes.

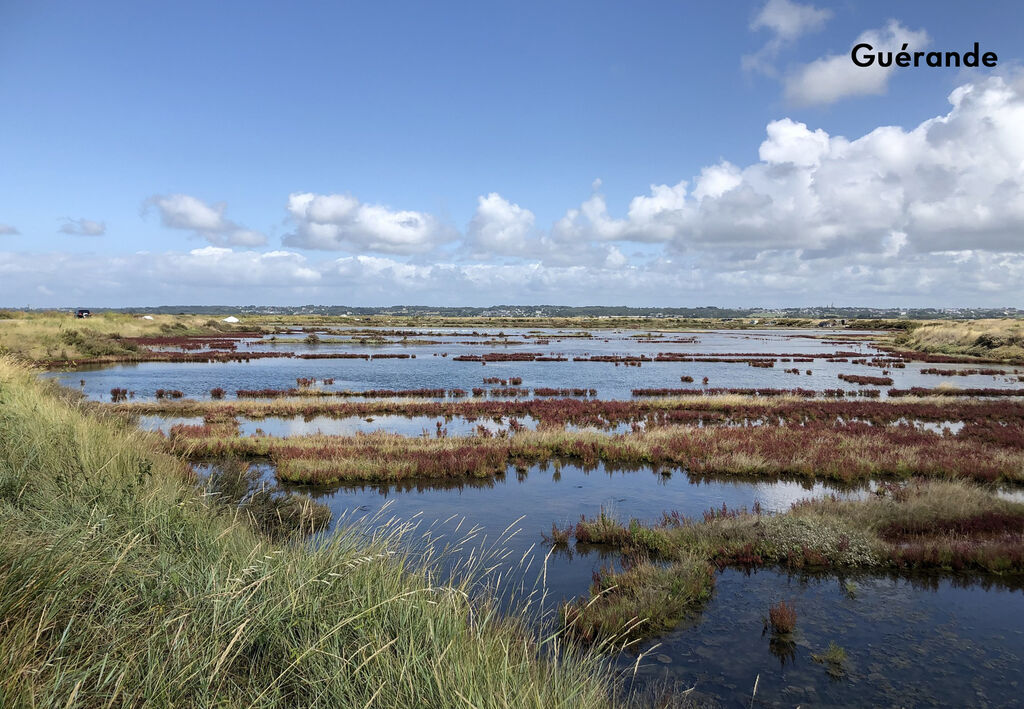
[896,319,1024,362]
[0,357,613,707]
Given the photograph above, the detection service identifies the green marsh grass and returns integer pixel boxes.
[550,480,1024,642]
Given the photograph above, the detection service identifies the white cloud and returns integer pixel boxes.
[145,194,268,247]
[552,183,690,244]
[419,75,1024,277]
[784,20,929,106]
[528,75,1024,258]
[751,0,831,40]
[2,247,1023,308]
[743,0,831,76]
[466,193,535,256]
[603,245,628,270]
[283,192,450,254]
[0,223,18,236]
[757,118,830,166]
[58,218,106,236]
[153,246,321,285]
[5,75,1024,308]
[552,191,629,243]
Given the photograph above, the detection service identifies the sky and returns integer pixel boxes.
[1,0,1023,308]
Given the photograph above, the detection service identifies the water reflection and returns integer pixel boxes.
[617,568,1024,707]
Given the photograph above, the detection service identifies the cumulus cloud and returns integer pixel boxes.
[283,192,451,254]
[743,0,831,76]
[145,194,268,247]
[530,75,1024,260]
[751,0,830,40]
[440,75,1024,278]
[784,20,929,105]
[0,223,18,236]
[4,75,1024,308]
[59,217,106,236]
[466,193,535,256]
[551,182,691,245]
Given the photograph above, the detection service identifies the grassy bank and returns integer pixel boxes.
[558,480,1024,642]
[0,357,613,708]
[893,319,1024,363]
[0,310,261,362]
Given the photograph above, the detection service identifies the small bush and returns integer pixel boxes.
[768,600,797,635]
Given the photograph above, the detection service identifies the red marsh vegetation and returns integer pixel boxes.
[166,421,1024,485]
[838,374,895,386]
[235,387,452,399]
[921,368,1011,376]
[113,395,1024,430]
[888,387,1024,398]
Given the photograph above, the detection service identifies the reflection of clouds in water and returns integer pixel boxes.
[898,419,964,435]
[996,488,1024,504]
[236,415,540,437]
[137,415,203,433]
[143,413,971,441]
[750,480,867,512]
[621,568,1024,708]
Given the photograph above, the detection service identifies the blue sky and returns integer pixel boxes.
[1,0,1023,307]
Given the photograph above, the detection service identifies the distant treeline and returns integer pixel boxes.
[28,304,1023,320]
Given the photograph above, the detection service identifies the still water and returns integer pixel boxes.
[51,327,1024,706]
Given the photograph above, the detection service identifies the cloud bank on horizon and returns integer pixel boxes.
[1,1,1021,307]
